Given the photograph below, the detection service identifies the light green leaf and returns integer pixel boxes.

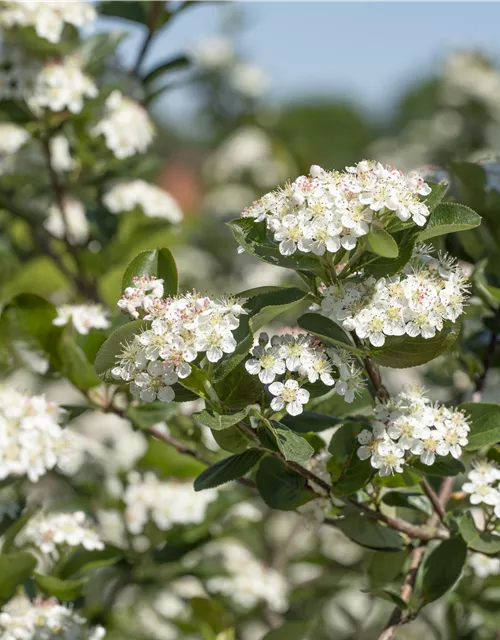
[194,449,263,491]
[94,320,148,379]
[423,181,449,212]
[121,248,178,296]
[178,366,212,403]
[333,515,405,550]
[459,512,500,555]
[34,573,87,601]
[420,537,467,603]
[127,402,178,428]
[256,456,313,510]
[0,552,36,602]
[269,421,315,465]
[459,402,500,451]
[193,408,249,431]
[418,203,481,242]
[367,227,399,258]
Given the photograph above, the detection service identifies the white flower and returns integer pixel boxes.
[50,135,77,172]
[245,344,286,384]
[269,379,310,416]
[44,197,89,245]
[371,441,405,476]
[91,91,154,159]
[0,123,29,154]
[103,180,183,223]
[53,303,110,335]
[463,478,500,506]
[469,552,500,578]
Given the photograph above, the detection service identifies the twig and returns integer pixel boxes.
[132,2,165,74]
[421,477,446,523]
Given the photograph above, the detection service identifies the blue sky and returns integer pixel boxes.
[100,2,500,127]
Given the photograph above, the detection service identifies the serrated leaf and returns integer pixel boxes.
[280,411,341,433]
[94,320,148,379]
[297,313,361,355]
[327,422,372,496]
[423,181,449,212]
[371,321,461,368]
[121,248,178,296]
[34,573,87,601]
[256,456,313,510]
[411,457,464,477]
[214,361,261,409]
[420,537,467,603]
[332,515,405,550]
[269,421,314,465]
[459,512,500,555]
[194,449,263,491]
[0,552,36,602]
[243,287,308,333]
[459,402,500,451]
[193,408,249,431]
[367,227,399,258]
[418,203,481,242]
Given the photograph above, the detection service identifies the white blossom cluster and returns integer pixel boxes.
[321,246,468,346]
[356,387,470,475]
[241,160,431,257]
[117,275,165,320]
[205,540,288,612]
[103,180,183,224]
[0,594,105,640]
[91,90,154,159]
[463,461,500,518]
[0,122,29,174]
[0,386,70,482]
[50,135,77,173]
[245,332,364,415]
[113,281,246,403]
[53,303,110,335]
[123,471,218,535]
[0,0,96,44]
[26,57,98,114]
[44,197,89,245]
[468,552,500,578]
[15,511,104,558]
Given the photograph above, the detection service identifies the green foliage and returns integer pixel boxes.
[263,621,312,640]
[327,422,373,496]
[0,552,37,603]
[121,247,178,295]
[411,457,465,477]
[193,408,250,431]
[420,538,467,604]
[256,456,313,510]
[297,313,360,354]
[367,227,399,258]
[242,286,308,332]
[460,402,500,450]
[418,203,482,241]
[194,449,264,491]
[94,319,148,379]
[332,515,405,551]
[34,574,87,602]
[268,421,315,465]
[459,512,500,555]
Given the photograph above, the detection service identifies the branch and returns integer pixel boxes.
[132,2,165,75]
[421,477,446,523]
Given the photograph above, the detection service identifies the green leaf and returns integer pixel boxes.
[121,248,178,296]
[143,54,190,84]
[59,330,101,391]
[459,512,500,555]
[459,402,500,451]
[212,316,254,383]
[228,218,321,273]
[213,361,261,409]
[333,515,405,550]
[127,402,178,428]
[423,181,449,212]
[190,597,233,635]
[256,456,313,510]
[269,421,315,465]
[100,1,148,23]
[58,547,123,580]
[327,422,372,496]
[367,227,399,258]
[0,293,57,356]
[368,228,419,279]
[418,203,481,242]
[193,408,249,431]
[371,321,461,369]
[0,552,36,602]
[280,410,341,433]
[243,287,308,333]
[420,537,467,603]
[367,550,409,588]
[263,622,312,640]
[411,457,464,477]
[34,573,87,601]
[194,449,264,491]
[381,492,432,515]
[94,319,148,379]
[178,366,211,402]
[212,425,251,454]
[297,313,361,355]
[363,588,408,610]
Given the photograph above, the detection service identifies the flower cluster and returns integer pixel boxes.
[44,197,89,245]
[245,332,364,414]
[468,552,500,578]
[113,283,246,403]
[241,160,431,257]
[117,275,165,320]
[0,386,69,482]
[0,122,29,174]
[463,461,500,518]
[26,57,98,114]
[91,90,155,159]
[103,180,183,223]
[0,1,96,44]
[53,303,110,335]
[321,246,468,346]
[357,387,470,475]
[50,135,76,172]
[0,594,105,640]
[15,511,104,558]
[123,471,218,535]
[205,540,288,612]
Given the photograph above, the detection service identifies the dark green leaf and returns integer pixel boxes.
[459,402,500,451]
[143,54,190,84]
[121,248,178,296]
[367,550,409,588]
[263,622,312,640]
[94,320,148,379]
[243,287,308,333]
[256,456,313,510]
[333,515,405,550]
[281,410,341,433]
[59,330,101,391]
[327,422,373,496]
[297,313,361,355]
[193,408,249,431]
[0,552,36,602]
[459,512,500,555]
[214,361,261,409]
[411,457,464,477]
[0,293,57,356]
[212,316,254,383]
[418,203,481,242]
[423,181,449,212]
[368,228,418,279]
[34,573,87,601]
[58,547,123,580]
[371,321,461,368]
[381,492,432,515]
[420,538,467,603]
[269,421,314,465]
[194,449,263,491]
[367,227,399,258]
[211,425,251,454]
[100,1,148,23]
[363,588,408,609]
